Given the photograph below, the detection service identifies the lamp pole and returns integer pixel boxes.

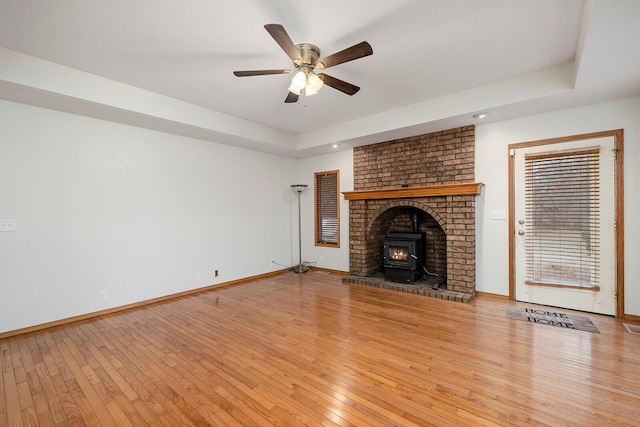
[291,184,309,273]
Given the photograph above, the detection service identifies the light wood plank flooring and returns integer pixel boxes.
[1,271,639,426]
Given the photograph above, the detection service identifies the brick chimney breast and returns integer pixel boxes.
[345,126,479,298]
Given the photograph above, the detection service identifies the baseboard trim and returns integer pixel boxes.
[8,270,627,340]
[0,268,290,340]
[475,291,509,300]
[624,313,640,323]
[476,292,640,320]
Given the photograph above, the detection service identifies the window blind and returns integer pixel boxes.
[524,148,600,289]
[315,171,339,246]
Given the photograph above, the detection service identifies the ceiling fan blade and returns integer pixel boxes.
[315,41,373,69]
[233,69,291,77]
[264,24,303,65]
[318,74,360,95]
[285,92,299,103]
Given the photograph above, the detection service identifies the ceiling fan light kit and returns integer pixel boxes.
[288,68,324,97]
[234,24,372,103]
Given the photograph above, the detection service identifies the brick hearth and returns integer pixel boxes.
[342,126,482,300]
[344,273,474,303]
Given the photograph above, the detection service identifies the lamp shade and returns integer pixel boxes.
[305,72,324,96]
[288,70,307,95]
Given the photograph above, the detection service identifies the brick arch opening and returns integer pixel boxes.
[366,203,447,280]
[367,199,446,232]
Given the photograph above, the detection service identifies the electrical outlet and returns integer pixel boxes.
[318,256,324,263]
[215,270,219,277]
[271,259,275,265]
[99,290,108,301]
[195,272,201,281]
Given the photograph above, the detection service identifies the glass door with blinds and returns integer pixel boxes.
[513,136,617,315]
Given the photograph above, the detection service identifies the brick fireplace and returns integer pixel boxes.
[342,126,483,302]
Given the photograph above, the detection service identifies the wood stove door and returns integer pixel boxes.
[512,135,618,316]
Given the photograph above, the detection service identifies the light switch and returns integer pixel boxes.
[0,219,17,232]
[491,210,507,220]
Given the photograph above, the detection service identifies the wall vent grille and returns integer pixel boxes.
[622,323,640,335]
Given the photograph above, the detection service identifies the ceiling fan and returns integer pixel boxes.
[233,24,373,103]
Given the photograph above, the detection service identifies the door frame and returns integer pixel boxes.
[508,129,625,317]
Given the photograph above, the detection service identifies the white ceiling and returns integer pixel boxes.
[0,0,639,157]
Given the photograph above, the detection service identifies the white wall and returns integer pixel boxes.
[3,95,638,333]
[298,150,354,273]
[0,100,298,333]
[475,96,640,315]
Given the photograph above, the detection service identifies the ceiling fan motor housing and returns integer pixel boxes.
[295,43,320,68]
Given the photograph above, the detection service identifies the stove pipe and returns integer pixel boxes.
[411,210,419,233]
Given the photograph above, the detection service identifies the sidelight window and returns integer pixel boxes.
[314,170,340,247]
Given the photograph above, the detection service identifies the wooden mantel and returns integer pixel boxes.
[342,182,484,200]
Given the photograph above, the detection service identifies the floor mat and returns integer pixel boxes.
[506,306,599,333]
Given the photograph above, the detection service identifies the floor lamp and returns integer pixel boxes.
[291,184,310,273]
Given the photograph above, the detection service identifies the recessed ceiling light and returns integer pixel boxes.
[331,143,341,149]
[472,112,491,119]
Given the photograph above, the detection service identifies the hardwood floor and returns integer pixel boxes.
[1,271,639,426]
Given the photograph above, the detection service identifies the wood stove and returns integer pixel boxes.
[383,231,426,284]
